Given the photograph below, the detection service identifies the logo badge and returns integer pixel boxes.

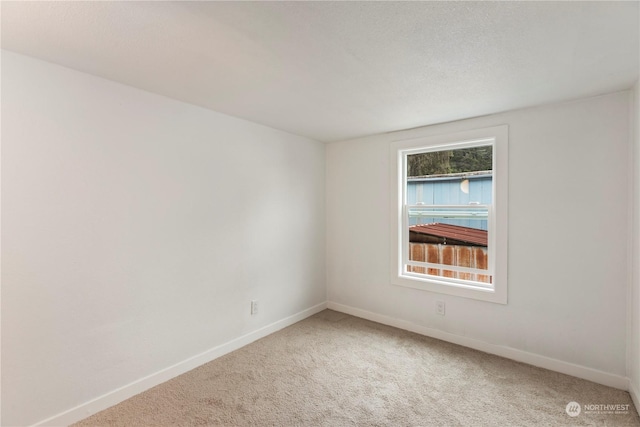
[566,402,581,417]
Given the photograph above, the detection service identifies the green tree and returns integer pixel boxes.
[407,150,452,176]
[450,146,492,173]
[408,146,491,177]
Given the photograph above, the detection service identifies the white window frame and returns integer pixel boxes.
[390,125,508,304]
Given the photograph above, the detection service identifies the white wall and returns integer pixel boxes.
[2,47,636,426]
[631,80,640,409]
[327,91,631,379]
[1,51,326,426]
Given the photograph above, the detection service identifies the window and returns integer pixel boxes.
[390,125,508,304]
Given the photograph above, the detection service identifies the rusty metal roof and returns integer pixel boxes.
[409,223,488,246]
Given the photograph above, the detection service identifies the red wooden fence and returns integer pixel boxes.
[408,243,491,283]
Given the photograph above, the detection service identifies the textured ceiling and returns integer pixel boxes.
[2,1,638,142]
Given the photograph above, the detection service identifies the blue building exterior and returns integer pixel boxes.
[407,172,492,230]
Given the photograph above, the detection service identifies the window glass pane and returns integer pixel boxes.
[405,145,493,284]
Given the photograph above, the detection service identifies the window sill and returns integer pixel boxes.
[391,273,507,304]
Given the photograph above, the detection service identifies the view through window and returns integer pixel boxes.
[405,144,493,285]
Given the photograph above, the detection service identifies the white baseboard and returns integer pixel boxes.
[630,380,640,417]
[327,301,629,391]
[33,302,328,427]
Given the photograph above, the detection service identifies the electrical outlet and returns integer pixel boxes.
[436,300,445,316]
[251,300,259,315]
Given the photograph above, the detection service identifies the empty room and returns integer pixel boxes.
[2,1,640,426]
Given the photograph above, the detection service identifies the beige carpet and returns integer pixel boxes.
[74,310,639,426]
